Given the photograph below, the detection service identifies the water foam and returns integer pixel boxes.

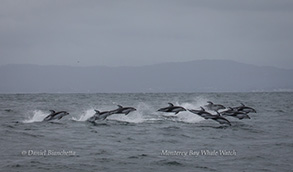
[23,110,49,123]
[106,112,145,123]
[71,109,95,121]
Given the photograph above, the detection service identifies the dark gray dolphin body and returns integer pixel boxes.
[87,110,113,122]
[188,107,231,126]
[110,105,136,115]
[204,101,226,111]
[87,105,136,123]
[158,103,186,114]
[221,107,251,120]
[233,103,256,113]
[220,107,235,116]
[43,110,70,121]
[188,107,215,119]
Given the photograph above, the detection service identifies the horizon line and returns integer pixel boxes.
[1,59,292,70]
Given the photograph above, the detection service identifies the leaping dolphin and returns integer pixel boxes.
[43,110,70,121]
[188,107,231,126]
[157,103,186,115]
[232,103,256,113]
[188,107,215,119]
[110,105,136,115]
[204,101,226,111]
[220,107,251,120]
[213,110,232,125]
[87,110,113,122]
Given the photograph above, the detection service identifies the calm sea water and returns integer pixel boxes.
[0,93,292,172]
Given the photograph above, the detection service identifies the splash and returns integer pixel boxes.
[106,112,145,123]
[23,110,49,123]
[71,109,95,121]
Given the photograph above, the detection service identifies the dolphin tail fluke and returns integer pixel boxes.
[94,110,101,115]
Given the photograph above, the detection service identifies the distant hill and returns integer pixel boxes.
[0,60,292,93]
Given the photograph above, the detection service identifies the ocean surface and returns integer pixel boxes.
[0,92,292,172]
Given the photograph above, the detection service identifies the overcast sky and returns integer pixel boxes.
[1,0,293,69]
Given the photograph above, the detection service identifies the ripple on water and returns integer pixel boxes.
[155,160,184,166]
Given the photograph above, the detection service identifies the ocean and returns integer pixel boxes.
[0,92,292,172]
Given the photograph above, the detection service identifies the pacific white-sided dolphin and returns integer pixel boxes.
[110,105,136,115]
[87,110,113,122]
[213,110,233,125]
[188,107,231,126]
[220,107,251,120]
[188,107,215,119]
[157,103,186,114]
[204,101,226,111]
[232,103,256,113]
[43,110,70,121]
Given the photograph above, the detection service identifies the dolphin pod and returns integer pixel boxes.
[157,101,256,126]
[42,101,256,126]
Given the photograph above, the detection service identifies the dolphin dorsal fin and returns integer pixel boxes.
[168,103,174,107]
[49,110,55,114]
[117,105,123,108]
[200,107,205,111]
[207,101,213,105]
[240,103,245,107]
[94,110,100,114]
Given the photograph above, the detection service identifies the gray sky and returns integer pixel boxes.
[1,0,293,69]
